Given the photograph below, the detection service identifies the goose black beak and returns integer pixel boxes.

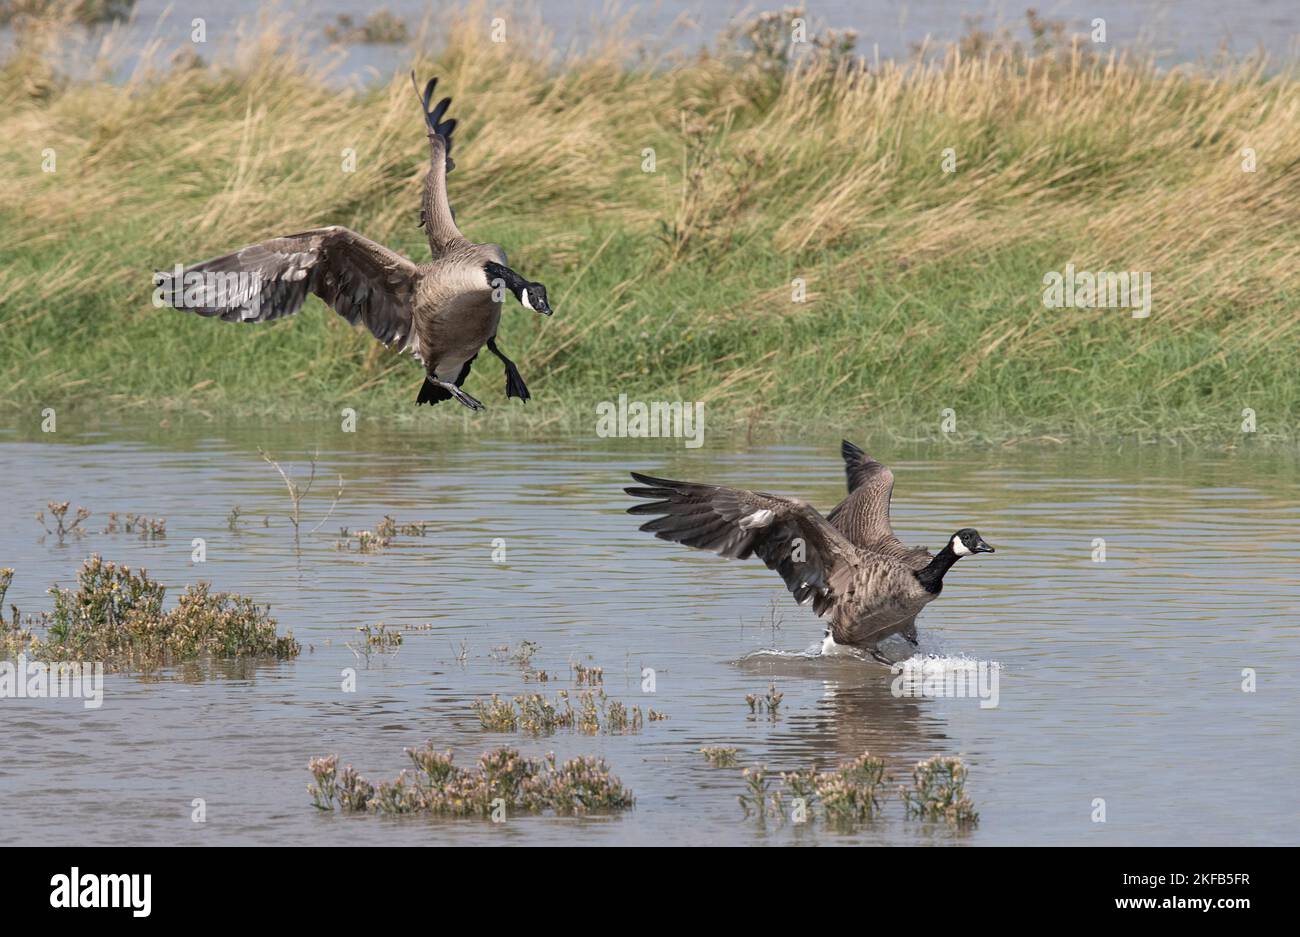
[974,539,995,554]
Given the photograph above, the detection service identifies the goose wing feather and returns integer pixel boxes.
[827,440,931,569]
[625,472,857,617]
[155,226,418,348]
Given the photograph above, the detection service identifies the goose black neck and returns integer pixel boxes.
[915,544,961,595]
[483,261,525,299]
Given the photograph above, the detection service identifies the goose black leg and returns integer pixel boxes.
[487,337,531,402]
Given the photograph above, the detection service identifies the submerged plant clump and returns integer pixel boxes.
[901,755,979,825]
[102,511,166,539]
[700,746,740,767]
[746,682,784,717]
[344,622,403,664]
[736,752,977,827]
[337,515,430,553]
[308,744,634,817]
[488,640,549,681]
[473,688,648,735]
[5,556,299,668]
[36,503,166,541]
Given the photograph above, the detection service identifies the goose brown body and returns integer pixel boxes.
[409,241,506,384]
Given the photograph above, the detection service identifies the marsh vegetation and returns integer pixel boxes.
[739,752,976,827]
[1,6,1294,442]
[1,556,300,668]
[308,744,634,816]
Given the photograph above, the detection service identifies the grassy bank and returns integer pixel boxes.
[1,5,1297,443]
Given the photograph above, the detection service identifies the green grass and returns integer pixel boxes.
[1,4,1297,444]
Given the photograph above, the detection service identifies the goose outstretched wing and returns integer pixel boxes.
[827,440,931,570]
[625,472,858,617]
[155,225,418,348]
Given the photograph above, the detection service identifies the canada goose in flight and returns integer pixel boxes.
[624,441,994,663]
[155,74,553,411]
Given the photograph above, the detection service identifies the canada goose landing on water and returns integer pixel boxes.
[155,75,553,411]
[624,441,995,665]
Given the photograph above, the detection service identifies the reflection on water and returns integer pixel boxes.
[0,421,1298,845]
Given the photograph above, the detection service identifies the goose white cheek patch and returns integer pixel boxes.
[952,536,972,556]
[520,290,534,311]
[739,509,775,529]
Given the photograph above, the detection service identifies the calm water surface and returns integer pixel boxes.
[1,422,1297,845]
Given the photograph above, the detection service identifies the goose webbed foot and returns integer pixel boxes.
[419,376,484,411]
[503,364,530,401]
[446,384,484,411]
[487,337,531,403]
[868,646,897,667]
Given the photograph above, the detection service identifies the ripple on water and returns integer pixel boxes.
[1,428,1298,844]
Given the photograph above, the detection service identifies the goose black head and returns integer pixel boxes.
[520,282,553,316]
[483,261,553,316]
[916,528,994,594]
[949,528,995,556]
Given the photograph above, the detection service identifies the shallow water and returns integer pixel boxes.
[1,422,1298,845]
[5,0,1298,83]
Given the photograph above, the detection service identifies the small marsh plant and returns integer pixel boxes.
[738,766,783,821]
[35,501,89,543]
[0,568,30,657]
[259,448,343,538]
[746,682,784,718]
[345,622,403,665]
[308,744,634,817]
[486,639,550,681]
[337,515,430,552]
[102,512,166,539]
[474,689,647,735]
[784,752,889,824]
[901,755,978,825]
[700,746,740,767]
[14,555,298,669]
